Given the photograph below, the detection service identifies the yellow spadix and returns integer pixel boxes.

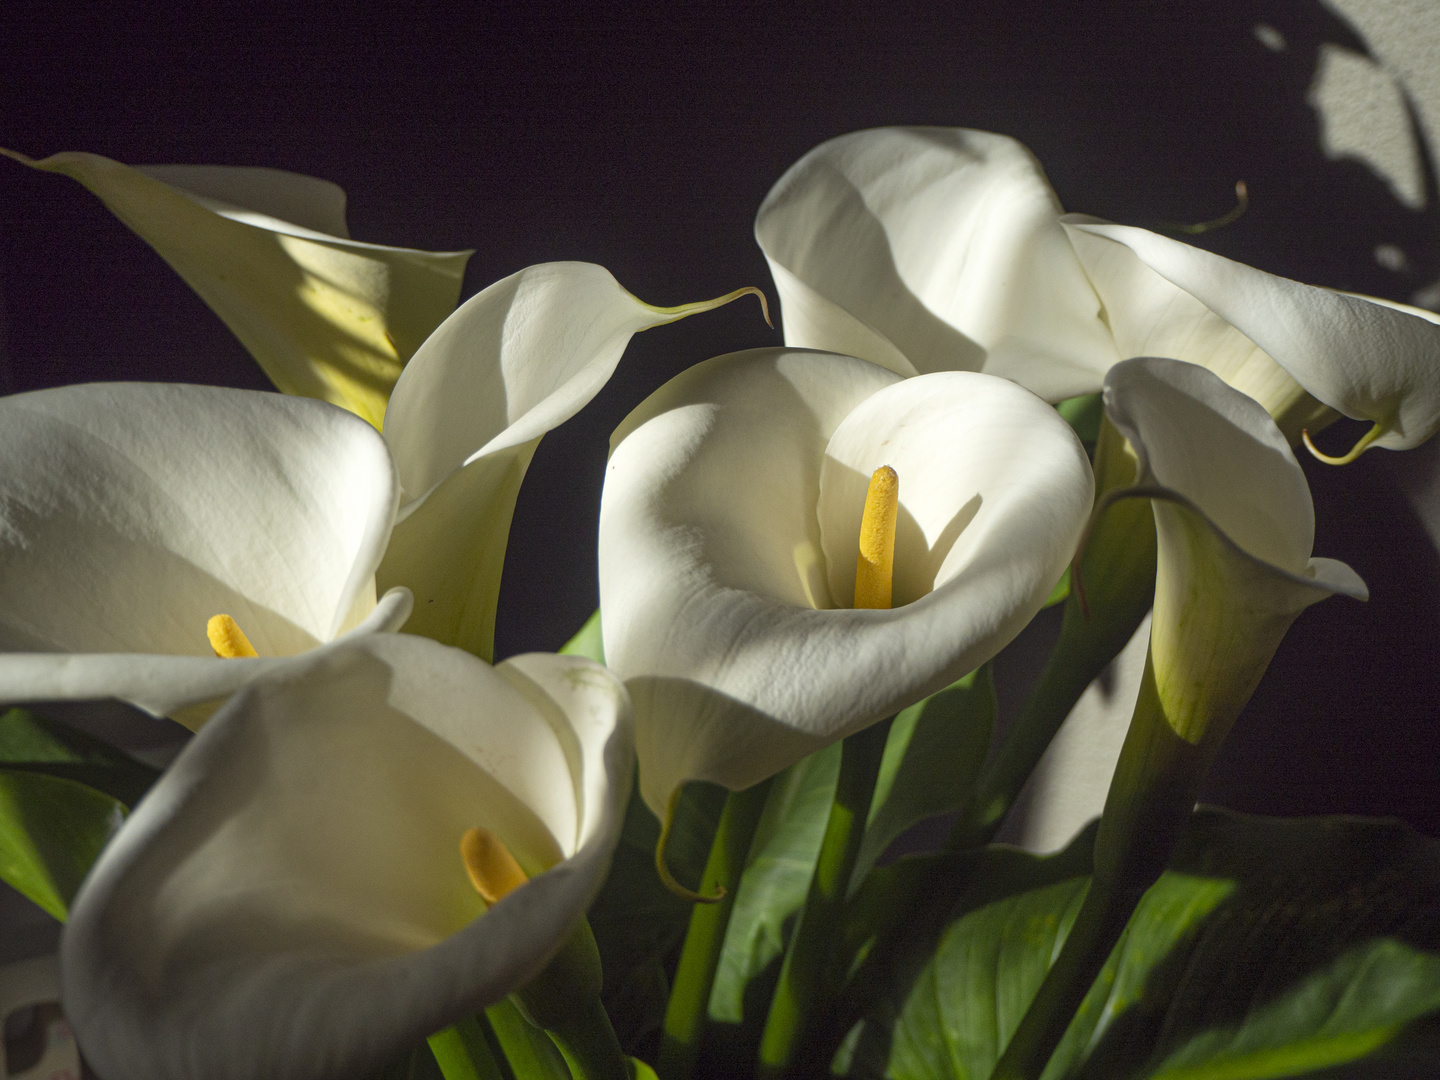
[206,614,258,658]
[460,826,529,905]
[853,465,898,610]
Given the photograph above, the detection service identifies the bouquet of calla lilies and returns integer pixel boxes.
[2,127,1439,1080]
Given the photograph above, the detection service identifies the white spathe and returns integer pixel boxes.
[756,126,1440,449]
[378,262,766,660]
[1104,358,1368,743]
[599,347,1094,814]
[0,148,473,429]
[0,383,409,721]
[60,636,633,1080]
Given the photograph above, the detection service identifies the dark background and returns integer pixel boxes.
[1,0,1436,851]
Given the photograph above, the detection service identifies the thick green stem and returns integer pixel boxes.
[428,1016,506,1080]
[547,998,631,1080]
[948,418,1157,852]
[757,720,892,1077]
[990,650,1212,1080]
[657,779,774,1080]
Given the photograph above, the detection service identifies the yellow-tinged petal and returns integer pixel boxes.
[1,148,471,427]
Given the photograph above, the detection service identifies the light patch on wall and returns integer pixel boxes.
[1253,23,1287,53]
[1308,42,1425,209]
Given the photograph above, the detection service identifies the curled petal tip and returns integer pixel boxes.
[655,791,725,904]
[1163,179,1249,235]
[1302,422,1383,466]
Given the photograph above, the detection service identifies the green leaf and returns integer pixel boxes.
[587,775,725,1051]
[0,768,125,920]
[838,808,1440,1080]
[559,610,605,663]
[853,667,995,888]
[0,706,161,808]
[370,1041,447,1080]
[709,743,841,1025]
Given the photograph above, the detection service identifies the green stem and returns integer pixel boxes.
[990,650,1211,1080]
[948,418,1157,852]
[987,875,1137,1080]
[485,998,570,1080]
[429,1015,507,1080]
[657,779,774,1080]
[546,997,631,1080]
[757,720,892,1078]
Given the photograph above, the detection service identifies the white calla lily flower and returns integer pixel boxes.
[599,347,1093,814]
[0,383,407,722]
[0,259,759,715]
[756,126,1440,453]
[1,148,473,428]
[60,635,632,1080]
[379,261,766,660]
[1102,357,1368,745]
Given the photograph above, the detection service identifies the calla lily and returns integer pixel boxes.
[756,126,1440,453]
[59,634,633,1080]
[0,382,408,722]
[1102,356,1368,757]
[1,148,472,428]
[991,358,1370,1080]
[0,259,761,719]
[598,347,1093,814]
[378,261,766,660]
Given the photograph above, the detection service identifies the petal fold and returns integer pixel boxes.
[755,127,1119,397]
[0,384,399,665]
[600,348,1093,813]
[1074,220,1440,450]
[2,149,472,427]
[380,263,757,660]
[60,636,633,1080]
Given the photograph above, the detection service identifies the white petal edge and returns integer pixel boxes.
[0,384,399,659]
[600,348,1093,813]
[60,636,633,1080]
[755,126,1119,396]
[1072,219,1440,450]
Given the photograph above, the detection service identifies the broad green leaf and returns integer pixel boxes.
[838,808,1440,1080]
[629,1058,661,1080]
[853,668,995,888]
[709,743,842,1024]
[0,707,161,807]
[587,776,725,1051]
[559,609,605,664]
[0,768,125,920]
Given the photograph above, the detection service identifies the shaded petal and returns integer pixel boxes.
[0,384,399,666]
[755,127,1118,397]
[0,589,412,726]
[600,348,1093,813]
[381,263,758,660]
[1073,220,1440,450]
[2,149,472,427]
[60,636,633,1080]
[1104,358,1366,744]
[1062,218,1333,440]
